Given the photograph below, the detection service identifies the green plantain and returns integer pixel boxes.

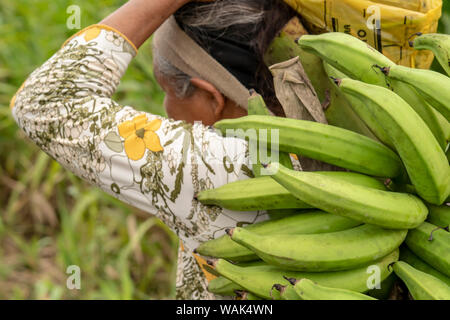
[338,78,450,205]
[393,261,450,300]
[400,246,450,286]
[197,171,387,211]
[288,278,377,300]
[382,64,450,121]
[227,224,406,272]
[215,115,403,177]
[298,32,448,149]
[414,33,450,76]
[195,210,361,262]
[264,163,428,229]
[208,250,398,300]
[405,222,450,277]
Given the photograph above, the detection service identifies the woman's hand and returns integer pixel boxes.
[101,0,204,49]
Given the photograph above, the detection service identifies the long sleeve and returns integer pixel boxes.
[10,25,268,257]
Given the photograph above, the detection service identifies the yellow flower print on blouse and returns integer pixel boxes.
[83,27,101,42]
[118,114,163,161]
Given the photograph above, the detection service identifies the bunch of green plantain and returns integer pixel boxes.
[195,32,450,301]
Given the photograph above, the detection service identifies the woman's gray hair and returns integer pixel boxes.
[153,0,267,99]
[176,1,265,30]
[153,47,196,99]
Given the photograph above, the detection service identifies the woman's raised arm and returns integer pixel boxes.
[101,0,190,49]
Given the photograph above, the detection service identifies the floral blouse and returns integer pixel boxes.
[10,25,269,300]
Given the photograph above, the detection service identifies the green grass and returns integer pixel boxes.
[0,0,177,300]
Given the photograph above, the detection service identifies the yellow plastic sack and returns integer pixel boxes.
[284,0,442,69]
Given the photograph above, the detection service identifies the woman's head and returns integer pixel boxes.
[153,0,296,125]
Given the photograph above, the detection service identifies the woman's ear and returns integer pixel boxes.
[190,78,225,120]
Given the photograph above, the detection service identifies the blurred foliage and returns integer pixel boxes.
[0,0,448,300]
[431,0,450,73]
[438,0,450,34]
[0,0,178,300]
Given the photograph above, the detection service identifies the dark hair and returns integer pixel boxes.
[174,0,296,116]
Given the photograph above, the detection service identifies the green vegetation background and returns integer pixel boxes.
[0,0,177,300]
[0,0,449,300]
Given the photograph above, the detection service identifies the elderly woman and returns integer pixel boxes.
[10,0,297,299]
